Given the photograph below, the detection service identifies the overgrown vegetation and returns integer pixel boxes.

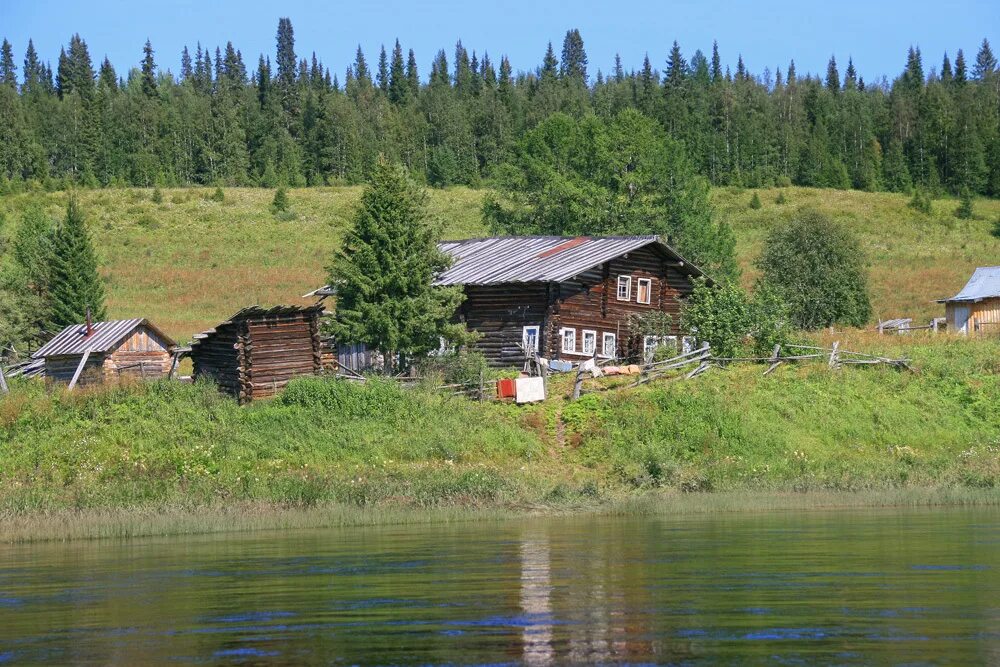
[1,337,998,519]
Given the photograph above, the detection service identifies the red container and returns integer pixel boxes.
[496,378,516,399]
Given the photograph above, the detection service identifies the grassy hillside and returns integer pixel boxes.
[1,337,998,520]
[1,186,997,340]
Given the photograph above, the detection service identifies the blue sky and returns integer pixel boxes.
[1,0,995,85]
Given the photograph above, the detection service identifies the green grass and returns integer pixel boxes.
[2,337,998,538]
[1,185,997,340]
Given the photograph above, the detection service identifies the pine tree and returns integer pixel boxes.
[613,53,625,82]
[327,157,466,370]
[388,40,407,104]
[0,39,16,88]
[275,18,297,115]
[376,45,389,93]
[973,38,997,79]
[180,46,192,80]
[140,39,157,97]
[541,42,558,81]
[954,49,968,84]
[406,48,419,99]
[22,39,44,94]
[940,52,952,84]
[559,29,587,83]
[46,198,106,330]
[353,45,371,86]
[825,55,840,92]
[844,57,858,89]
[710,41,722,82]
[665,41,686,87]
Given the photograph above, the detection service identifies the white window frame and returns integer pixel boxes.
[636,278,652,305]
[522,325,540,353]
[581,330,597,356]
[560,327,576,354]
[602,332,617,358]
[616,275,632,301]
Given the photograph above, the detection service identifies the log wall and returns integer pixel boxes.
[459,284,551,367]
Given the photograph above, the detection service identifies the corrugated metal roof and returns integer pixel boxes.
[940,266,1000,303]
[32,319,175,358]
[433,235,704,286]
[191,304,325,346]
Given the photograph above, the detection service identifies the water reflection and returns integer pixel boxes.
[0,507,999,664]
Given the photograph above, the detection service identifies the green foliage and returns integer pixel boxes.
[908,188,933,215]
[416,349,492,386]
[756,210,871,329]
[749,192,762,209]
[327,158,469,371]
[681,278,792,357]
[484,110,739,281]
[46,197,106,330]
[271,186,289,213]
[210,187,225,203]
[775,190,787,205]
[955,189,974,219]
[151,187,163,204]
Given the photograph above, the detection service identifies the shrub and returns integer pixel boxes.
[416,350,492,386]
[775,191,787,205]
[908,189,932,215]
[271,186,289,213]
[756,210,871,329]
[681,278,792,358]
[209,186,225,203]
[955,189,974,219]
[749,192,762,210]
[151,187,163,204]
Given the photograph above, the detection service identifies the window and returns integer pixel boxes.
[636,278,652,304]
[616,275,631,301]
[602,332,617,358]
[643,335,659,362]
[522,325,540,353]
[582,330,597,356]
[560,328,576,354]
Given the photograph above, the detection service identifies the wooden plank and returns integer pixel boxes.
[67,350,91,391]
[0,364,8,394]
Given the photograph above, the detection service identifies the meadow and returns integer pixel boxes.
[1,185,997,340]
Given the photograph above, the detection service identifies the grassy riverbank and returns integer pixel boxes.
[1,186,997,338]
[2,336,998,541]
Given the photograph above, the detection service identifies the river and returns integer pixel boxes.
[1,506,999,664]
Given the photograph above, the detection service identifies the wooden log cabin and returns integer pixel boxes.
[32,318,177,386]
[434,235,709,367]
[190,305,324,402]
[938,266,1000,335]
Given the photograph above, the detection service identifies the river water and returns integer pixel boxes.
[1,507,999,665]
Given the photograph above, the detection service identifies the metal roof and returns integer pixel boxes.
[939,266,1000,303]
[433,235,705,286]
[191,304,325,346]
[33,319,176,358]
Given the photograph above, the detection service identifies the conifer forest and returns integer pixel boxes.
[0,22,997,197]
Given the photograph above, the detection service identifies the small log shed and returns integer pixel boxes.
[190,304,325,402]
[32,318,177,387]
[937,266,1000,335]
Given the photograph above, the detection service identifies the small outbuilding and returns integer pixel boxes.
[32,318,177,387]
[938,266,1000,335]
[190,305,325,402]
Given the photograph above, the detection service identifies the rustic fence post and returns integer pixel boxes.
[0,364,8,395]
[764,344,782,376]
[478,367,485,402]
[828,341,840,370]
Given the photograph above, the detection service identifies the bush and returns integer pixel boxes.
[151,187,163,204]
[908,189,932,215]
[775,191,787,205]
[416,350,492,386]
[749,192,762,210]
[271,186,289,213]
[756,210,871,329]
[955,189,974,219]
[681,279,792,358]
[209,186,225,203]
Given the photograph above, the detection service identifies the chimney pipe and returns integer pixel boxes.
[85,306,93,338]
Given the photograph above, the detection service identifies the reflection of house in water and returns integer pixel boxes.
[520,534,554,665]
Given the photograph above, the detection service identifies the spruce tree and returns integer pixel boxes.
[22,39,44,94]
[376,45,389,93]
[710,41,722,82]
[0,39,16,88]
[973,38,996,79]
[406,48,419,99]
[46,198,106,330]
[388,40,407,104]
[327,158,466,371]
[665,41,686,87]
[559,29,587,83]
[954,49,968,84]
[825,55,840,92]
[140,39,157,97]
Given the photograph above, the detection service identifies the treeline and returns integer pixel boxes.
[0,21,998,195]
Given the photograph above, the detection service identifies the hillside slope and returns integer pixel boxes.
[1,186,997,339]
